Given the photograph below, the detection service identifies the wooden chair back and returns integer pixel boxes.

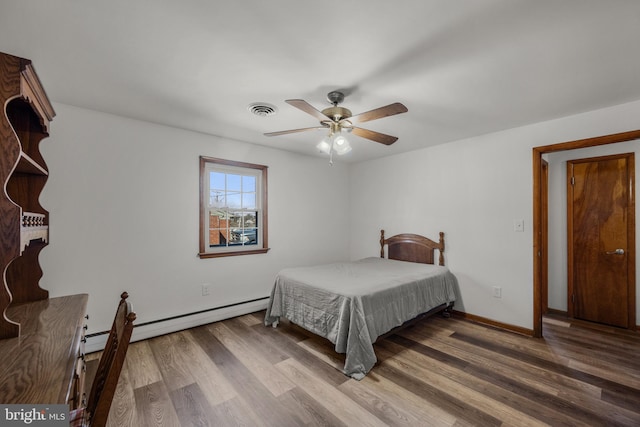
[85,291,136,427]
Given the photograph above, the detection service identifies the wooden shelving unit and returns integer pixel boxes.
[0,52,55,337]
[0,52,90,408]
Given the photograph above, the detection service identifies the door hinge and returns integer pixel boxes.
[571,294,575,303]
[570,176,575,185]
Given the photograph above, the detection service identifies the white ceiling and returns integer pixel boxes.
[2,1,640,163]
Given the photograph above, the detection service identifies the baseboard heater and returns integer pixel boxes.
[84,296,270,353]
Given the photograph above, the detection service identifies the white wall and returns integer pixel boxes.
[349,99,640,330]
[546,140,640,320]
[40,104,350,350]
[38,98,640,343]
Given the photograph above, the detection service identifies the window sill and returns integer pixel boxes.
[198,248,270,259]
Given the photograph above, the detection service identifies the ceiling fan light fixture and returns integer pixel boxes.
[316,139,332,154]
[317,132,351,162]
[333,135,351,155]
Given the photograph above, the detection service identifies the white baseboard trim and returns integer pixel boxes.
[85,298,269,354]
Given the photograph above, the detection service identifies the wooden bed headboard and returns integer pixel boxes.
[380,229,445,266]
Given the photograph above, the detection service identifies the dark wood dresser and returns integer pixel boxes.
[0,294,88,406]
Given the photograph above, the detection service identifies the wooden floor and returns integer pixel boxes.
[95,312,640,426]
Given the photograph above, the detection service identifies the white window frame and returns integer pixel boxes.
[199,156,269,258]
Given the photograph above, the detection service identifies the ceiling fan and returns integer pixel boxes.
[264,91,408,161]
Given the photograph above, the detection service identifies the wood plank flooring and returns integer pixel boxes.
[94,312,640,426]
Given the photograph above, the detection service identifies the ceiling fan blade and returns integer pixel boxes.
[351,127,398,145]
[349,102,408,124]
[264,126,326,137]
[285,99,330,121]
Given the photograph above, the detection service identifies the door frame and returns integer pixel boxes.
[541,159,549,315]
[532,129,640,337]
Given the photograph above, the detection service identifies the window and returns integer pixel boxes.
[199,156,268,258]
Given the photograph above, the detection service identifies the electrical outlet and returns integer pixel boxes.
[514,219,524,232]
[492,286,502,298]
[202,283,210,296]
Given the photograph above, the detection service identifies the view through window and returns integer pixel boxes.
[199,157,268,258]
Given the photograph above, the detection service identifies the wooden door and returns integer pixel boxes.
[567,153,635,328]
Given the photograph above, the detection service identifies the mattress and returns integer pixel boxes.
[264,257,457,379]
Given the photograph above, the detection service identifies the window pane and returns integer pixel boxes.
[243,211,257,228]
[227,174,242,191]
[243,176,256,192]
[209,190,225,207]
[242,193,256,209]
[230,227,257,246]
[210,172,225,191]
[243,228,258,246]
[209,229,229,247]
[209,210,229,247]
[228,211,243,228]
[228,230,243,245]
[209,209,227,221]
[227,192,242,208]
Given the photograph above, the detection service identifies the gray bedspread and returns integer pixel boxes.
[264,257,457,379]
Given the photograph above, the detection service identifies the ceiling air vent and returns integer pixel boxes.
[247,102,277,117]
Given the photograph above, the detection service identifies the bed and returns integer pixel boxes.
[264,230,457,379]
